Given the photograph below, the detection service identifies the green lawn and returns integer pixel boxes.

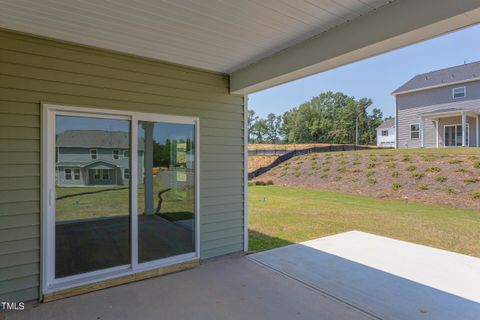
[248,185,480,257]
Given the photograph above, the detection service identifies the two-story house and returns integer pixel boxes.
[56,130,144,186]
[393,61,480,148]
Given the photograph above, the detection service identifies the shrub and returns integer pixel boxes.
[339,160,348,165]
[322,167,330,172]
[366,170,375,177]
[472,191,480,200]
[402,155,412,162]
[266,180,274,185]
[254,181,266,186]
[392,182,402,191]
[367,177,377,185]
[352,160,361,166]
[367,162,376,169]
[418,183,429,190]
[435,176,448,183]
[448,159,463,164]
[386,162,397,169]
[320,174,328,179]
[456,168,472,174]
[405,165,417,171]
[323,161,331,166]
[391,171,400,178]
[351,177,359,182]
[294,171,301,178]
[336,166,347,173]
[383,157,395,162]
[369,155,378,162]
[350,168,361,173]
[248,182,255,186]
[421,155,435,162]
[335,176,343,181]
[279,172,286,177]
[443,186,458,194]
[473,161,480,169]
[294,166,301,171]
[468,155,479,160]
[464,177,479,184]
[425,166,441,173]
[411,172,424,179]
[296,161,304,164]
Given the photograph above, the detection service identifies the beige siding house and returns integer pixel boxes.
[393,62,480,148]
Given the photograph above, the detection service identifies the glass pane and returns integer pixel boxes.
[445,126,454,146]
[55,115,131,278]
[138,121,196,263]
[456,125,463,146]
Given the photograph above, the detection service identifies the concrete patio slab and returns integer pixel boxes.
[3,254,372,320]
[249,231,480,320]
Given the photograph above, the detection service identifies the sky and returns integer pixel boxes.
[248,24,480,120]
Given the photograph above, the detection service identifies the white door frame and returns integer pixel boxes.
[444,123,469,147]
[41,102,200,294]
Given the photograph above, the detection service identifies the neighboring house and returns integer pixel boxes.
[55,130,144,186]
[376,118,396,147]
[393,61,480,148]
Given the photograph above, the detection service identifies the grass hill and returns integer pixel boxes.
[252,148,480,210]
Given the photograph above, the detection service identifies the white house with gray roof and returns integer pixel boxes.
[56,130,144,186]
[376,118,396,147]
[393,61,480,148]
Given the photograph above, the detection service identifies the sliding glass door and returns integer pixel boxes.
[445,124,469,147]
[137,121,196,263]
[44,105,198,291]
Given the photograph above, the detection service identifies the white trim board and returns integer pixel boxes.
[41,103,200,294]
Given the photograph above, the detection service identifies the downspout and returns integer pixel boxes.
[243,95,249,252]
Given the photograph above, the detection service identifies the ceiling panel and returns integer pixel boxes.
[0,0,394,73]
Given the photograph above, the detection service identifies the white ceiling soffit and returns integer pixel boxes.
[231,0,480,94]
[0,0,392,73]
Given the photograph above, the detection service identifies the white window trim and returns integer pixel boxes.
[410,123,420,140]
[90,149,98,160]
[444,123,469,147]
[452,86,466,99]
[101,168,111,180]
[64,168,72,180]
[124,150,129,158]
[73,168,80,180]
[112,149,120,160]
[381,130,389,137]
[124,168,130,179]
[41,103,200,295]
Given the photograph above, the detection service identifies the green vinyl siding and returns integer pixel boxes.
[0,28,245,302]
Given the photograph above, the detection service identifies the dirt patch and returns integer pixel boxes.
[254,150,480,210]
[248,155,278,172]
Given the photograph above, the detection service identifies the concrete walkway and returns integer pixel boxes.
[4,254,372,320]
[249,231,480,320]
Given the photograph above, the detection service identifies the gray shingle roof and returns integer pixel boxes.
[392,61,480,95]
[377,118,395,129]
[56,130,144,149]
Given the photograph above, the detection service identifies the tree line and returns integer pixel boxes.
[248,91,387,145]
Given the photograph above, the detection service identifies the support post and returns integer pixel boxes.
[420,118,424,148]
[461,112,467,147]
[144,122,154,214]
[435,119,439,148]
[243,95,249,252]
[476,115,479,147]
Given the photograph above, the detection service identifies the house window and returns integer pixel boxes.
[65,168,72,180]
[113,150,120,160]
[94,169,101,179]
[124,168,130,179]
[124,150,129,158]
[381,130,389,137]
[90,149,97,160]
[453,87,466,99]
[410,123,420,140]
[74,168,80,180]
[102,169,110,180]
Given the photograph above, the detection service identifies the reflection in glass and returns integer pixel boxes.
[138,122,196,263]
[55,115,131,278]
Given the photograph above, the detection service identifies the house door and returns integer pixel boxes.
[43,105,199,294]
[444,124,469,147]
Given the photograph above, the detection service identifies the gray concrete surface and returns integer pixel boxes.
[3,254,372,320]
[249,231,480,320]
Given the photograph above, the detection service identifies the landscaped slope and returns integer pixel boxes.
[254,149,480,210]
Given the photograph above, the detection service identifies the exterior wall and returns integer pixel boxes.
[57,167,86,186]
[396,81,480,110]
[376,127,396,147]
[0,29,245,301]
[437,116,477,147]
[397,105,478,148]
